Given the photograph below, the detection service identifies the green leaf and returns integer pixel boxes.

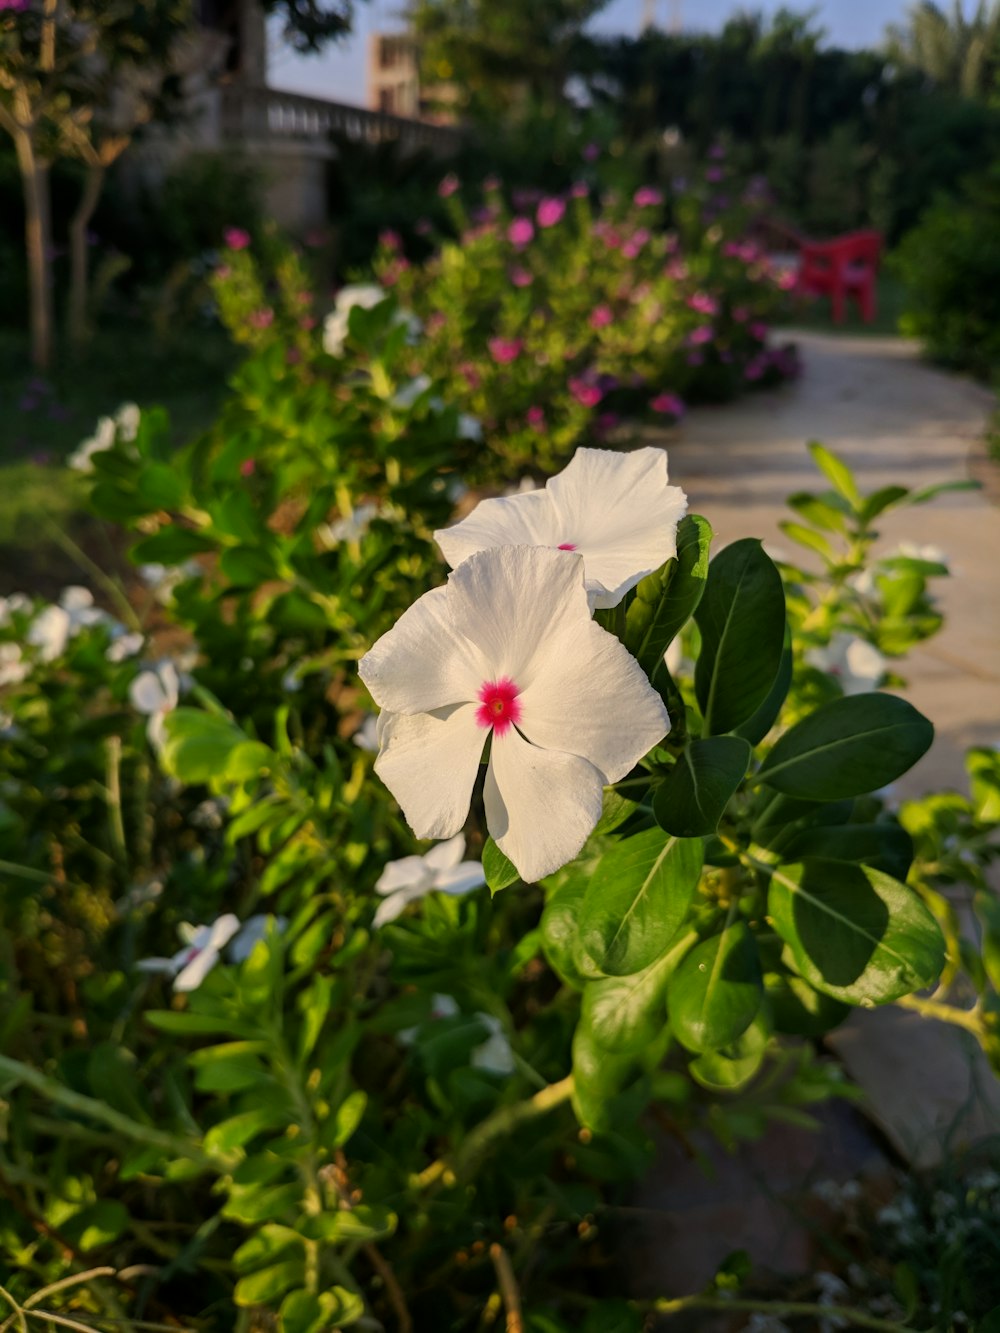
[808,442,860,510]
[571,1021,637,1133]
[764,972,850,1037]
[307,1204,397,1242]
[624,514,712,675]
[694,539,785,736]
[756,694,934,800]
[193,1055,268,1093]
[131,526,215,564]
[732,627,792,746]
[780,823,914,882]
[578,829,704,976]
[63,1201,129,1252]
[583,931,694,1052]
[688,1014,769,1091]
[205,1107,288,1155]
[281,1289,364,1333]
[137,462,188,510]
[786,490,849,533]
[859,485,909,524]
[768,859,946,1004]
[779,520,835,560]
[220,545,280,587]
[329,1089,367,1148]
[654,737,751,837]
[668,921,763,1053]
[540,876,589,989]
[234,1258,304,1307]
[160,708,246,784]
[483,837,519,894]
[233,1224,302,1274]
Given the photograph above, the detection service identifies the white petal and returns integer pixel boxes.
[375,855,433,895]
[206,913,241,951]
[547,448,688,608]
[471,1029,516,1075]
[423,832,467,874]
[174,946,221,992]
[517,617,669,783]
[445,545,590,690]
[431,994,460,1018]
[434,861,486,896]
[434,489,557,570]
[360,586,486,715]
[229,913,284,962]
[373,886,422,927]
[375,704,485,840]
[60,586,94,612]
[484,727,605,882]
[28,606,70,661]
[135,956,177,974]
[106,631,145,663]
[130,670,166,715]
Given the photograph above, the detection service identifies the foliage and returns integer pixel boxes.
[894,164,1000,379]
[886,0,1000,101]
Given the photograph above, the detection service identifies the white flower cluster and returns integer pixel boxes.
[138,913,287,992]
[322,284,421,358]
[0,587,145,687]
[399,993,515,1075]
[67,402,141,474]
[360,448,687,883]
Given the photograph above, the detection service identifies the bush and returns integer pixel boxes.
[894,165,1000,380]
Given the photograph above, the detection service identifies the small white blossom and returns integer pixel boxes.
[137,914,241,992]
[470,1013,516,1075]
[115,402,141,442]
[435,447,688,610]
[68,415,116,473]
[318,502,379,547]
[139,561,201,605]
[457,413,482,441]
[130,660,181,749]
[360,545,669,882]
[352,715,380,752]
[322,283,389,356]
[106,631,145,663]
[894,541,948,567]
[806,634,885,695]
[228,913,288,963]
[0,644,29,687]
[0,594,31,627]
[373,833,485,927]
[390,374,434,410]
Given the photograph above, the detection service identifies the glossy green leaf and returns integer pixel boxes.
[757,694,933,800]
[204,1106,288,1155]
[732,626,792,746]
[780,822,914,882]
[694,539,786,736]
[308,1204,397,1242]
[668,921,763,1053]
[768,859,946,1004]
[688,1014,770,1091]
[571,1021,637,1133]
[583,930,695,1052]
[541,876,589,989]
[233,1224,302,1275]
[779,520,835,560]
[329,1089,367,1148]
[483,837,520,894]
[764,972,850,1037]
[137,462,188,510]
[578,829,704,976]
[809,442,861,510]
[859,485,909,524]
[234,1258,304,1308]
[624,514,712,675]
[281,1289,364,1333]
[654,737,751,837]
[160,708,246,783]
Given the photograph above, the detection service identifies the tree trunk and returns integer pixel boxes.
[14,129,54,371]
[68,162,106,350]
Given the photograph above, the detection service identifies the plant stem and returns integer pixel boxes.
[896,992,983,1035]
[643,1293,922,1332]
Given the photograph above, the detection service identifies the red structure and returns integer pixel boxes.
[797,230,883,324]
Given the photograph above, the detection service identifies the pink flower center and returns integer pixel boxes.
[476,677,522,736]
[557,542,577,551]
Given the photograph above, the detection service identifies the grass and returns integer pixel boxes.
[0,321,238,595]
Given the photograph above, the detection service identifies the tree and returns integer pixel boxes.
[886,0,1000,100]
[409,0,610,119]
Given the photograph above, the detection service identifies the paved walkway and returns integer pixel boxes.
[632,333,1000,1302]
[653,330,1000,796]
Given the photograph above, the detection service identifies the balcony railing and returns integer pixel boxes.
[220,85,459,151]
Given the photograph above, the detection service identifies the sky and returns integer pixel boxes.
[267,0,915,107]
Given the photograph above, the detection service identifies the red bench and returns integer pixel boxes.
[797,230,883,324]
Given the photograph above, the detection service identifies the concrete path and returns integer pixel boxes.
[654,330,1000,796]
[632,333,1000,1301]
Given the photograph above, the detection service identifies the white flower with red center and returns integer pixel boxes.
[806,634,886,696]
[359,545,669,882]
[137,914,241,992]
[373,833,485,927]
[434,447,687,610]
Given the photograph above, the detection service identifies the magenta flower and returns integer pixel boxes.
[706,166,724,183]
[570,181,589,198]
[223,227,251,250]
[240,458,256,477]
[438,173,460,198]
[750,321,768,340]
[248,308,274,330]
[777,269,797,290]
[732,306,749,322]
[526,406,546,429]
[688,325,713,346]
[665,259,688,280]
[744,356,766,381]
[650,393,685,417]
[569,377,603,409]
[0,2,30,12]
[633,187,663,207]
[509,266,533,288]
[595,412,620,435]
[379,228,402,251]
[508,217,534,248]
[488,337,522,365]
[536,197,566,228]
[687,351,704,367]
[583,142,600,162]
[589,304,614,330]
[688,292,718,316]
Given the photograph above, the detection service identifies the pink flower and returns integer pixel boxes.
[438,173,460,198]
[665,259,688,280]
[536,197,566,228]
[688,292,718,316]
[488,337,522,365]
[508,217,534,248]
[732,306,749,323]
[777,270,797,290]
[570,181,589,198]
[460,362,482,390]
[240,458,256,477]
[650,392,685,417]
[248,307,274,330]
[589,304,613,330]
[688,325,713,346]
[379,228,402,251]
[633,187,663,207]
[750,321,768,340]
[595,412,620,435]
[706,166,724,183]
[0,2,30,11]
[583,142,600,162]
[214,264,232,281]
[224,227,251,250]
[526,406,546,429]
[569,377,603,408]
[509,266,533,288]
[744,355,766,381]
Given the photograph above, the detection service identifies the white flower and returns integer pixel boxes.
[352,715,380,752]
[458,413,482,441]
[318,502,379,547]
[806,634,885,696]
[106,631,145,663]
[894,541,948,567]
[322,283,388,356]
[139,561,200,604]
[0,644,29,687]
[0,594,31,627]
[115,402,141,442]
[137,913,241,992]
[28,606,71,661]
[68,415,116,473]
[359,545,669,882]
[373,833,485,927]
[390,374,434,410]
[434,447,688,610]
[470,1013,516,1075]
[130,660,181,749]
[228,913,288,963]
